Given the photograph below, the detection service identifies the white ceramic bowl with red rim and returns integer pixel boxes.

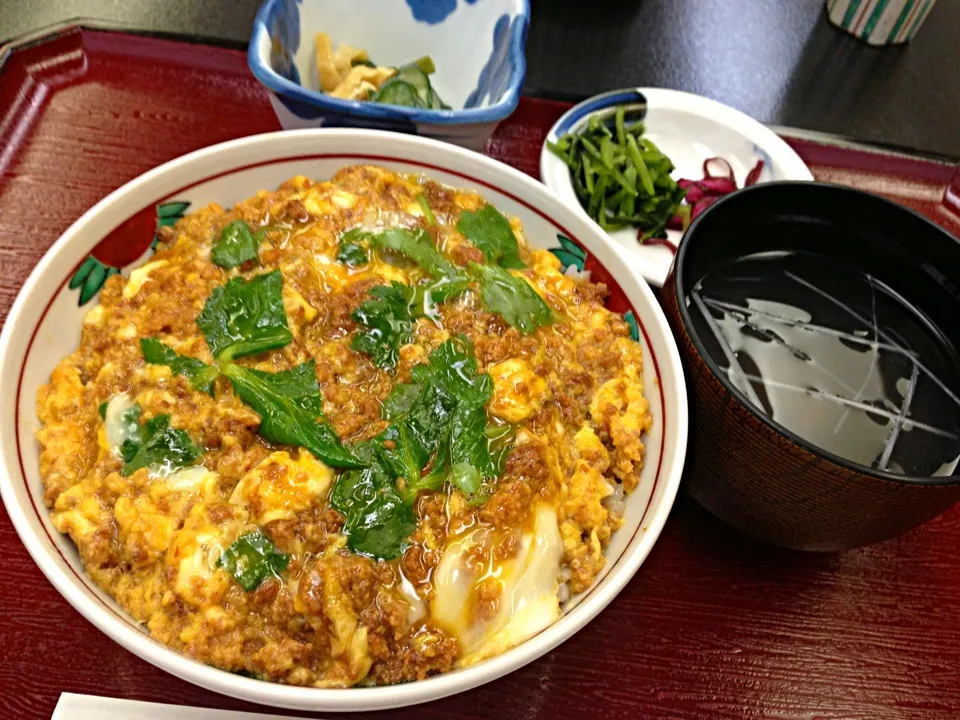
[0,129,687,712]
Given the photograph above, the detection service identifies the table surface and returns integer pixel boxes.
[3,23,960,720]
[2,0,960,159]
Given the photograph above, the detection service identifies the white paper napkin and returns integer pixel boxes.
[52,693,311,720]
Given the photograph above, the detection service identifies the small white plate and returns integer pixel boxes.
[540,88,814,287]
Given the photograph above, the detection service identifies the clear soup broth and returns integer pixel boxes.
[689,250,960,477]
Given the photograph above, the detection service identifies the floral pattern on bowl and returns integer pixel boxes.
[68,201,190,305]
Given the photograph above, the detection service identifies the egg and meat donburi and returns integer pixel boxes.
[37,166,653,687]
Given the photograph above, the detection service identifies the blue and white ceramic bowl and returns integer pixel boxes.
[540,88,814,287]
[249,0,529,150]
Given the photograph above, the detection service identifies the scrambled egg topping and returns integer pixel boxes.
[231,451,334,525]
[36,166,652,687]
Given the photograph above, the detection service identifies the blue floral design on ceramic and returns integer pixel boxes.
[549,234,586,272]
[465,13,527,108]
[553,89,647,137]
[270,0,302,85]
[276,94,417,133]
[405,0,478,24]
[751,144,773,181]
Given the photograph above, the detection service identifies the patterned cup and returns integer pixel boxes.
[826,0,938,45]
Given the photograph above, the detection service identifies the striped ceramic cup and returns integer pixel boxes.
[826,0,937,45]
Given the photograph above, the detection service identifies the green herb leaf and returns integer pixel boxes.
[336,242,369,267]
[375,422,429,489]
[423,335,482,396]
[350,282,416,370]
[342,484,416,560]
[140,338,218,394]
[197,270,292,361]
[356,223,556,338]
[211,220,260,269]
[471,264,554,335]
[98,401,108,420]
[382,383,422,419]
[369,227,459,278]
[122,413,203,477]
[336,228,373,267]
[390,337,495,496]
[330,337,502,558]
[117,404,144,463]
[449,376,494,457]
[330,441,417,560]
[450,461,482,497]
[217,530,290,591]
[457,205,526,269]
[222,360,362,469]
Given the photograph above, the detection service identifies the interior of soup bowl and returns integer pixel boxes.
[663,180,960,551]
[0,129,687,711]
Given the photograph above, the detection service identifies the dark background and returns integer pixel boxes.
[3,0,960,158]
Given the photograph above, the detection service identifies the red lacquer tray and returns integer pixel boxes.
[2,26,960,720]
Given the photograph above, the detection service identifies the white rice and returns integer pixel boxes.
[603,483,627,516]
[564,264,591,282]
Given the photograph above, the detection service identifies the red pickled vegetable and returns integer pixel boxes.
[690,195,720,220]
[744,159,765,187]
[703,157,735,179]
[666,215,686,231]
[641,236,678,251]
[679,177,738,203]
[679,157,766,223]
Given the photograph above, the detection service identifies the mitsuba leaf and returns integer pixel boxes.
[336,228,373,267]
[140,338,218,394]
[337,242,369,267]
[352,217,555,346]
[122,413,203,477]
[382,383,422,419]
[350,282,415,370]
[222,360,362,469]
[197,270,292,361]
[330,441,416,560]
[457,205,526,269]
[211,220,260,268]
[369,227,459,278]
[217,530,289,591]
[471,264,554,335]
[330,337,505,558]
